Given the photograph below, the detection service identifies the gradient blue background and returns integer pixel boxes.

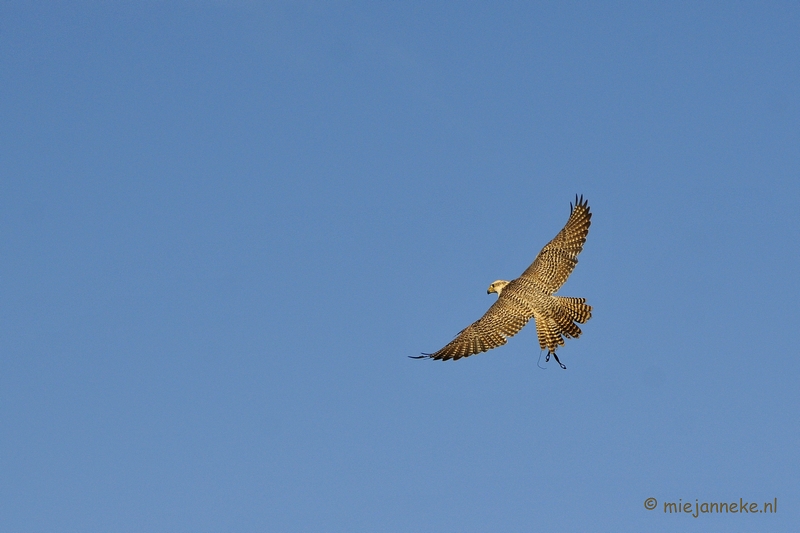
[2,2,798,531]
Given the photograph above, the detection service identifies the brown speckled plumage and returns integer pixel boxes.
[418,195,592,365]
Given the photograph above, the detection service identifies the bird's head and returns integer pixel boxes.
[487,280,510,296]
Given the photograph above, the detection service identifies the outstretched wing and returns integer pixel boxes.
[520,194,591,294]
[422,295,531,361]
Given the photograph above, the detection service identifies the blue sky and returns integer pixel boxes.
[1,2,798,531]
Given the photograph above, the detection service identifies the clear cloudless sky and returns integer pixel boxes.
[1,2,798,532]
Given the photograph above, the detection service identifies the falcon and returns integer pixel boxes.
[413,195,592,368]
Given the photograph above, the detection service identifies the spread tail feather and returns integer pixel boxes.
[534,297,592,351]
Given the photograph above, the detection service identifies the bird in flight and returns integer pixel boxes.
[412,195,592,368]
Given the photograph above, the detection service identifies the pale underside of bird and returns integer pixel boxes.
[412,195,592,368]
